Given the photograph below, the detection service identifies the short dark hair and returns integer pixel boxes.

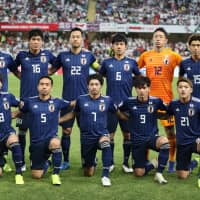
[153,27,168,38]
[187,34,200,45]
[70,27,83,37]
[133,76,151,88]
[38,76,53,86]
[177,77,193,88]
[112,33,127,45]
[87,74,104,85]
[28,29,43,40]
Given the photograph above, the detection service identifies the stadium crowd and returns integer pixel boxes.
[0,0,88,23]
[96,0,200,25]
[0,0,200,25]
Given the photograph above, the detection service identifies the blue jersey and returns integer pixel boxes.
[54,50,96,101]
[179,58,200,98]
[0,91,19,140]
[119,96,166,144]
[100,57,140,104]
[168,97,200,145]
[0,51,16,91]
[74,94,117,144]
[20,96,70,143]
[14,50,55,99]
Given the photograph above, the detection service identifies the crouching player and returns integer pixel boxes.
[119,76,169,184]
[0,74,24,184]
[60,74,117,186]
[19,76,74,185]
[167,78,200,187]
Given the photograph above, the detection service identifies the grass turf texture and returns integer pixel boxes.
[1,74,199,200]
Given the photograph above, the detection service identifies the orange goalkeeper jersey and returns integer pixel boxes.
[138,48,182,103]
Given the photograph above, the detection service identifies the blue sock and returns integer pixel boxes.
[189,160,198,171]
[158,143,169,173]
[18,130,26,164]
[110,139,114,165]
[52,148,62,174]
[10,142,22,174]
[61,134,70,162]
[102,146,112,177]
[145,163,154,175]
[123,140,132,166]
[43,160,51,175]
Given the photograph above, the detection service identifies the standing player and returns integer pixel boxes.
[119,76,169,184]
[0,74,24,184]
[59,74,116,186]
[19,76,73,185]
[12,29,56,171]
[0,50,16,91]
[0,49,17,172]
[51,27,99,170]
[167,78,200,187]
[137,27,182,172]
[99,33,140,172]
[179,34,200,98]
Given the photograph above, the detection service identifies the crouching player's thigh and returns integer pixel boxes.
[30,139,52,179]
[132,142,147,177]
[81,141,98,177]
[176,143,197,179]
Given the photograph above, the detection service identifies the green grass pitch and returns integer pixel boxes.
[1,74,199,200]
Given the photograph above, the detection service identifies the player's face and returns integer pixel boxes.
[38,78,52,97]
[0,81,2,90]
[88,79,102,96]
[112,42,127,56]
[189,40,200,59]
[29,36,43,54]
[177,81,192,100]
[153,31,167,49]
[69,31,83,48]
[135,84,150,102]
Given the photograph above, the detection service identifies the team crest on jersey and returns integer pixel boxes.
[0,58,5,68]
[124,63,130,71]
[3,100,10,110]
[147,105,154,113]
[188,108,195,116]
[48,103,55,112]
[40,55,47,63]
[163,55,169,65]
[81,56,87,65]
[99,102,105,112]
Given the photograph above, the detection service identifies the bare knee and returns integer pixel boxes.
[49,138,61,149]
[84,167,95,177]
[156,136,169,149]
[134,168,145,177]
[177,170,190,179]
[0,167,2,176]
[31,170,44,179]
[6,134,19,147]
